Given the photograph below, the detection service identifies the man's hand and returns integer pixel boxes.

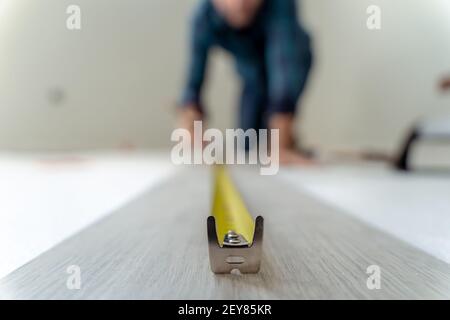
[278,147,314,165]
[177,105,204,144]
[439,77,450,91]
[177,105,209,152]
[269,113,314,166]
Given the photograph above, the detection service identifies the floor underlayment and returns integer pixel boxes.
[0,152,176,279]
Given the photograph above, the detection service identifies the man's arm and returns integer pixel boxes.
[265,0,313,164]
[179,4,212,135]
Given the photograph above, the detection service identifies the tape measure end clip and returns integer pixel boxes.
[207,215,264,274]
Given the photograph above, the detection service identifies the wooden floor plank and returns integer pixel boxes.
[1,166,450,299]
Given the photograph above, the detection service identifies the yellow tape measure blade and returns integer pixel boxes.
[212,165,256,247]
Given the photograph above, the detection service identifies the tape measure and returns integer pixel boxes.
[207,165,264,274]
[212,165,256,247]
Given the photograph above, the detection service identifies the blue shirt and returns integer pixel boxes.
[181,0,312,117]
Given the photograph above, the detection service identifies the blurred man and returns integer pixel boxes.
[179,0,313,164]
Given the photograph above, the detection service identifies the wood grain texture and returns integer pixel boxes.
[1,166,450,299]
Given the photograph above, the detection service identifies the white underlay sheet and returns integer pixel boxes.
[0,151,176,279]
[280,164,450,264]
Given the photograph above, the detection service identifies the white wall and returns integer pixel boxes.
[1,0,450,152]
[301,0,450,153]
